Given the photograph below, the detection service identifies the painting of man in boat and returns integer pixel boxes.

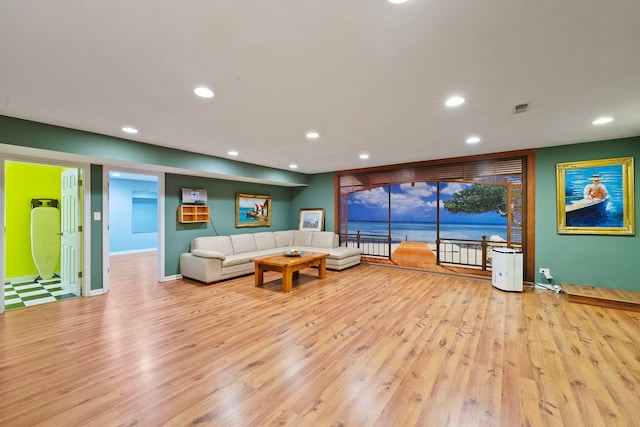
[556,157,634,235]
[565,171,614,226]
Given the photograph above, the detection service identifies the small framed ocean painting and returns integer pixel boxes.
[298,208,325,232]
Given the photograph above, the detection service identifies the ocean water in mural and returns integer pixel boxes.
[347,220,507,243]
[346,182,510,243]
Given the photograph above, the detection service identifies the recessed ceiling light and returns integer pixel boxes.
[306,131,319,139]
[228,150,238,156]
[194,87,214,98]
[388,0,409,3]
[592,116,613,125]
[122,126,138,134]
[445,96,465,107]
[289,164,298,169]
[466,136,481,144]
[111,172,121,177]
[359,153,370,159]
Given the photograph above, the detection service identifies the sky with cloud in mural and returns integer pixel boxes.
[347,182,506,224]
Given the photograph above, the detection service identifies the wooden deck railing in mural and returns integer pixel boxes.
[342,231,519,271]
[342,231,393,258]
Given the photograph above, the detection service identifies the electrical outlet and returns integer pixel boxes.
[539,267,550,275]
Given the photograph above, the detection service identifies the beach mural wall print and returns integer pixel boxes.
[337,155,529,276]
[347,181,510,247]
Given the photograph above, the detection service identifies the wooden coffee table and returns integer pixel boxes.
[251,251,329,293]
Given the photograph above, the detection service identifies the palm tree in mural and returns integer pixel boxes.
[443,184,508,216]
[443,183,522,229]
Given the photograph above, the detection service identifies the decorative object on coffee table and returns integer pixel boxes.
[283,249,303,257]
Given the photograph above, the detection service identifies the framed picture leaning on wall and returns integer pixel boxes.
[298,208,325,232]
[556,157,634,235]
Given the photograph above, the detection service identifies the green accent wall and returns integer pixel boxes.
[291,172,336,232]
[165,173,295,276]
[0,115,309,186]
[5,162,65,278]
[535,136,640,291]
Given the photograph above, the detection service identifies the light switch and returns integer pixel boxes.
[93,212,101,221]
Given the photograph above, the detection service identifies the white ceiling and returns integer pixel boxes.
[1,1,639,175]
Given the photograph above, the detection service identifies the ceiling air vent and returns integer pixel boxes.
[513,102,530,114]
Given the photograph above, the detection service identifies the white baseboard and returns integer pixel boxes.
[88,288,106,296]
[5,274,39,284]
[161,274,182,282]
[6,273,64,284]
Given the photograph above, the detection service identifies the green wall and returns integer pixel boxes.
[291,172,336,232]
[535,136,640,291]
[0,115,309,187]
[165,174,295,276]
[5,162,65,278]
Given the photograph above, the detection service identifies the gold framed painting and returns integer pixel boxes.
[235,193,272,227]
[556,157,634,235]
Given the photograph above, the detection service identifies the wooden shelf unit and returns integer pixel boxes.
[178,205,210,223]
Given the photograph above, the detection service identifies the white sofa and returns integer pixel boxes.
[179,230,362,283]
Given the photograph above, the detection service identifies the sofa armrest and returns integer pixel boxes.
[192,249,226,260]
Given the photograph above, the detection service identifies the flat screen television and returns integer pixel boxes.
[181,188,207,205]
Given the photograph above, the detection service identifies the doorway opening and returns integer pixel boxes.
[3,160,84,311]
[105,169,162,293]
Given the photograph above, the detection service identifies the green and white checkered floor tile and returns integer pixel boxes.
[4,278,77,310]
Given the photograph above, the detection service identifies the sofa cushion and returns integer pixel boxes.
[274,230,293,247]
[191,249,226,260]
[222,253,254,267]
[192,236,234,256]
[326,254,361,270]
[230,234,257,254]
[293,230,313,246]
[310,231,336,249]
[326,246,361,258]
[253,232,276,250]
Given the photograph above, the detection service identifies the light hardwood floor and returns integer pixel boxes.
[1,252,639,426]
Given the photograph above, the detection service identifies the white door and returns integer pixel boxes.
[61,168,81,296]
